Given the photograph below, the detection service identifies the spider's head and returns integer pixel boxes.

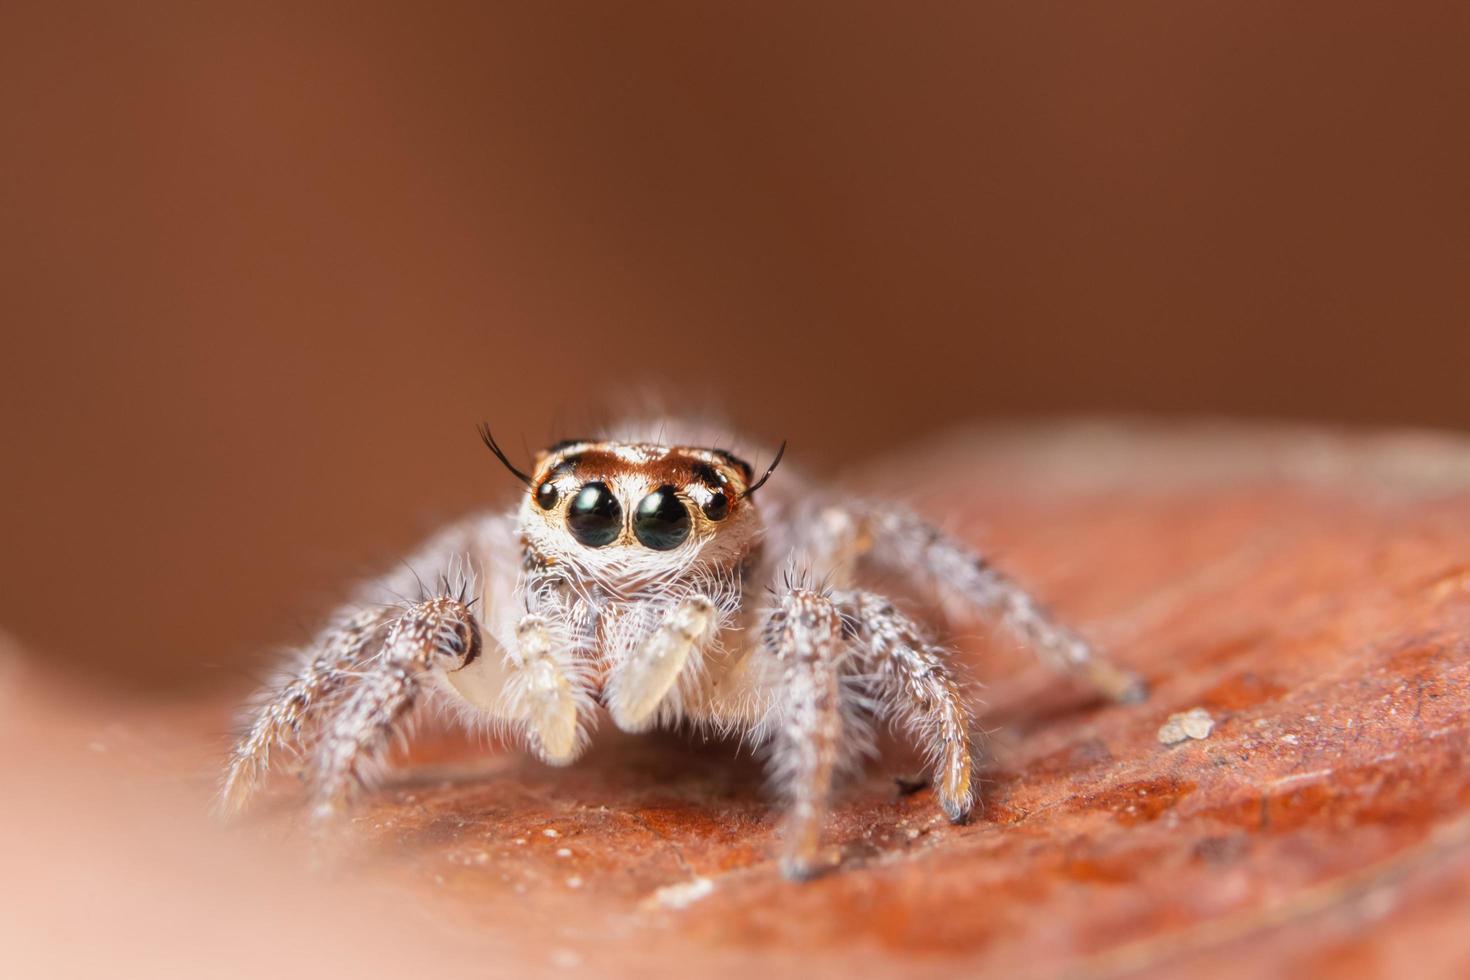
[480,429,782,585]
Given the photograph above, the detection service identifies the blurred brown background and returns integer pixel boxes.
[2,2,1467,692]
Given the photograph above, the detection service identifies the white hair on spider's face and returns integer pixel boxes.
[221,418,1145,881]
[509,431,778,597]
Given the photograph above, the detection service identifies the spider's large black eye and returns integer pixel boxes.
[633,485,691,550]
[534,481,559,510]
[567,482,621,547]
[701,491,729,521]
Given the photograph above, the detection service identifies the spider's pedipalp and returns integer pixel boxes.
[605,592,718,733]
[501,612,591,765]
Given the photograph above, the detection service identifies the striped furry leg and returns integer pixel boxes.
[843,591,975,822]
[764,585,846,881]
[311,595,481,819]
[219,607,390,816]
[605,594,717,733]
[865,508,1146,704]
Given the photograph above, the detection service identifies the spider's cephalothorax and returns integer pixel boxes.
[516,437,767,593]
[221,421,1142,880]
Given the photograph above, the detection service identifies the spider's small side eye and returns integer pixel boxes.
[701,491,729,521]
[534,482,560,510]
[634,486,691,550]
[567,482,621,547]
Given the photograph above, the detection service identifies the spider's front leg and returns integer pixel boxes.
[311,594,481,819]
[219,606,391,815]
[763,583,848,880]
[865,508,1146,704]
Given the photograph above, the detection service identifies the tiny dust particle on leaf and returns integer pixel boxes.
[643,877,715,911]
[1158,707,1215,745]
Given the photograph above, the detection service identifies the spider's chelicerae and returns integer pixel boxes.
[222,420,1143,879]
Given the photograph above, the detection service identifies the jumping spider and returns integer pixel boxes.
[222,420,1143,879]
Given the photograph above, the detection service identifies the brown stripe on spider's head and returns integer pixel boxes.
[534,439,595,465]
[531,442,756,495]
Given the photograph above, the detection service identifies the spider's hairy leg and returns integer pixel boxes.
[218,607,389,816]
[504,613,588,765]
[865,508,1146,704]
[806,506,870,590]
[764,584,847,881]
[842,590,975,822]
[311,594,480,819]
[605,593,717,732]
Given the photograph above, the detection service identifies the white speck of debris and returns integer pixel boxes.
[906,828,921,840]
[542,828,561,838]
[556,847,572,858]
[1158,707,1215,745]
[513,837,527,846]
[566,876,583,889]
[648,877,715,910]
[1280,733,1299,745]
[550,949,583,969]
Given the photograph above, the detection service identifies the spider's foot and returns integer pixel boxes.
[778,845,840,882]
[1087,660,1149,704]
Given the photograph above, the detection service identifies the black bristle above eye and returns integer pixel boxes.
[477,423,532,486]
[741,440,787,498]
